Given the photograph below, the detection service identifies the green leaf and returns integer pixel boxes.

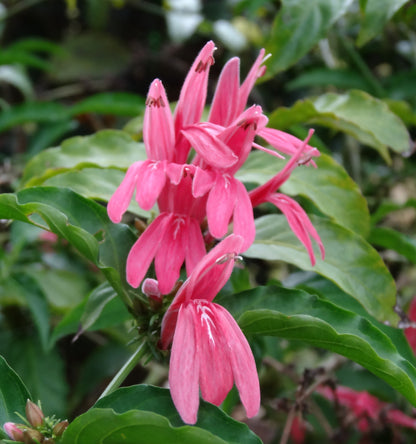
[7,38,63,55]
[244,214,397,324]
[42,168,148,218]
[0,102,69,133]
[94,385,262,444]
[50,290,130,346]
[0,49,51,70]
[237,152,370,236]
[268,90,411,162]
[13,274,50,352]
[0,355,31,425]
[0,335,67,417]
[286,68,372,92]
[358,0,410,46]
[369,226,416,264]
[218,285,416,407]
[70,92,145,117]
[21,129,145,187]
[0,187,137,309]
[265,0,353,75]
[61,408,236,444]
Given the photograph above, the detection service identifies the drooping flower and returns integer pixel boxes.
[160,234,260,424]
[249,130,325,265]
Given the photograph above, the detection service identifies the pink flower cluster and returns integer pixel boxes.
[108,41,324,424]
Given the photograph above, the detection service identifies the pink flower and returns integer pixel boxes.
[318,385,416,432]
[160,235,260,424]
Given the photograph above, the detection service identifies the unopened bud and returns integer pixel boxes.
[142,278,162,302]
[25,400,44,427]
[4,422,25,441]
[23,427,43,444]
[53,419,69,437]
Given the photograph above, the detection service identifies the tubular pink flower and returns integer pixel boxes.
[144,79,175,162]
[161,235,259,424]
[169,300,260,424]
[405,297,416,354]
[4,422,25,441]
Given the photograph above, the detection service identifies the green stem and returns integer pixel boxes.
[98,341,147,400]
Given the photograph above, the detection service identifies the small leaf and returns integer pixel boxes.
[268,90,411,162]
[218,286,416,406]
[237,152,370,236]
[0,65,34,100]
[265,0,353,75]
[94,385,262,444]
[358,0,410,46]
[21,129,145,187]
[244,214,397,324]
[0,355,31,425]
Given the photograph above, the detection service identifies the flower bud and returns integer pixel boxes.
[142,278,162,302]
[52,419,69,437]
[4,422,25,441]
[22,428,43,444]
[25,400,44,427]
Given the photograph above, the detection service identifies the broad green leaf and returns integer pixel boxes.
[94,385,262,444]
[268,90,411,162]
[0,187,137,309]
[70,92,145,117]
[42,168,148,217]
[265,0,353,75]
[369,226,416,264]
[371,198,416,224]
[62,408,235,444]
[0,102,69,133]
[0,355,31,425]
[237,152,370,236]
[21,130,145,187]
[244,214,397,324]
[358,0,410,46]
[218,286,416,406]
[0,48,51,70]
[7,38,63,55]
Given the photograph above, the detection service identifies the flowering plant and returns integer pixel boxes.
[1,2,416,443]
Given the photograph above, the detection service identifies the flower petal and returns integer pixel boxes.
[268,193,325,265]
[192,301,234,406]
[107,161,143,223]
[206,173,236,239]
[184,217,206,275]
[209,57,240,126]
[144,79,175,161]
[232,179,255,251]
[174,41,216,133]
[169,304,200,424]
[214,303,260,418]
[135,160,167,210]
[126,213,170,288]
[181,125,237,169]
[154,214,187,294]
